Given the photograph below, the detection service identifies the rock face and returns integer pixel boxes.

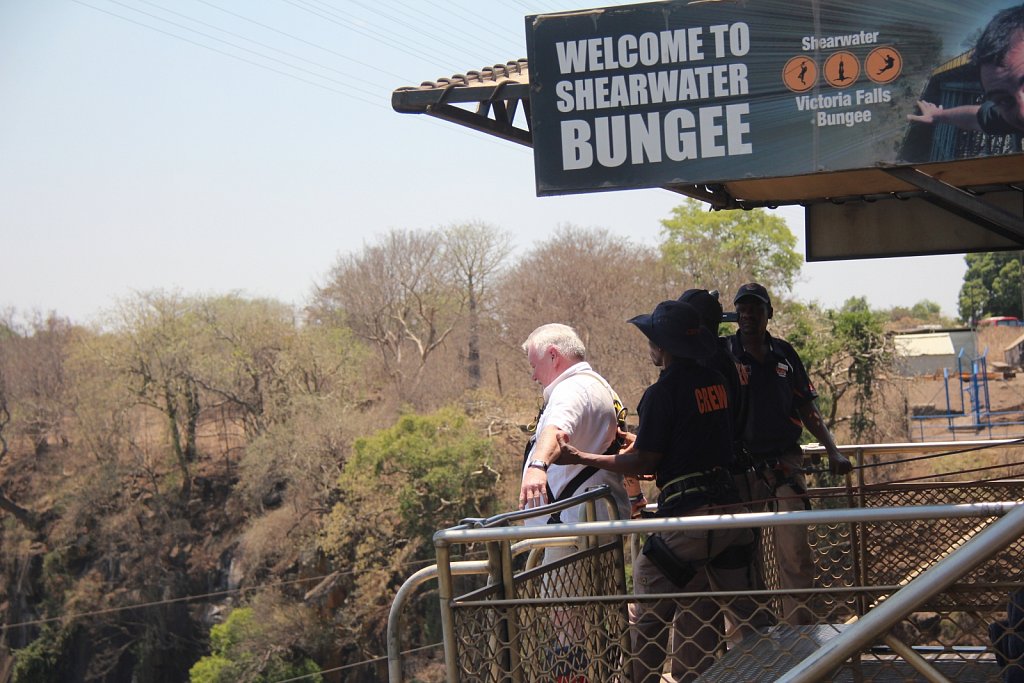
[0,433,252,683]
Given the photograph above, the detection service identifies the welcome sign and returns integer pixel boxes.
[525,0,1023,195]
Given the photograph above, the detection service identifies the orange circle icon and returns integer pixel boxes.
[782,56,817,92]
[865,46,902,84]
[823,51,860,88]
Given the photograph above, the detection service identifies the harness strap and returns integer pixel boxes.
[547,466,599,524]
[756,458,812,511]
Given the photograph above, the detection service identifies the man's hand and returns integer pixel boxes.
[616,427,636,453]
[907,99,942,124]
[520,426,567,510]
[555,432,583,465]
[827,449,852,476]
[519,465,548,510]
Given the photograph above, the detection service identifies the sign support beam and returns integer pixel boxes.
[882,167,1024,245]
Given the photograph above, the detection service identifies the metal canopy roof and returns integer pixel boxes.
[392,59,1024,257]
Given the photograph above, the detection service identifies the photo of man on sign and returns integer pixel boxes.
[908,4,1024,135]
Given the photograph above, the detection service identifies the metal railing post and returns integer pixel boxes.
[500,537,522,683]
[388,561,488,683]
[852,446,868,616]
[435,541,459,683]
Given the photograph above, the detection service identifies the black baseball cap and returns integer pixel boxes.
[734,283,772,306]
[678,289,723,330]
[628,300,717,359]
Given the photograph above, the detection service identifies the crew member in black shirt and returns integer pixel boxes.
[729,282,851,625]
[557,300,762,683]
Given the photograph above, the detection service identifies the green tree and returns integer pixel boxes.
[189,606,322,683]
[325,407,500,562]
[958,251,1024,323]
[784,298,892,444]
[910,300,942,320]
[320,407,500,671]
[830,298,891,442]
[659,199,803,301]
[10,626,72,682]
[887,299,952,328]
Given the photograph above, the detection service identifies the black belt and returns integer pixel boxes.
[660,470,714,506]
[658,468,738,515]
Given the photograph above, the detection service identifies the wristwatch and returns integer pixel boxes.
[527,459,550,471]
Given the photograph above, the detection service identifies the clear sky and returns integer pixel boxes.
[0,0,969,326]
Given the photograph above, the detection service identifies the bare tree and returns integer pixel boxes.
[0,366,39,528]
[193,295,296,438]
[443,222,512,389]
[496,225,667,405]
[312,229,462,401]
[0,311,74,455]
[108,292,203,502]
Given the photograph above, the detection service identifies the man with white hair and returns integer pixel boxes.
[518,323,631,528]
[518,323,632,682]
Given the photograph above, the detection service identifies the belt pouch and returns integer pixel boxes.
[642,534,697,589]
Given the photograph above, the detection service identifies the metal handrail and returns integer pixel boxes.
[425,501,1019,682]
[779,501,1024,682]
[387,561,486,683]
[804,436,1023,456]
[450,483,617,529]
[432,501,1019,547]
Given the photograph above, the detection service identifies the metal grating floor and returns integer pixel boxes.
[696,624,1003,682]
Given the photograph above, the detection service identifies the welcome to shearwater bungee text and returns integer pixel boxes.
[550,23,753,171]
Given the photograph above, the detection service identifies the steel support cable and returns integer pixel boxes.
[194,0,409,82]
[886,459,1024,485]
[70,0,384,107]
[0,550,488,632]
[73,0,520,150]
[803,461,1024,487]
[274,641,443,683]
[307,0,505,65]
[279,0,462,73]
[87,0,386,103]
[133,0,385,90]
[694,466,1024,513]
[425,0,527,46]
[0,573,333,631]
[646,439,1024,515]
[803,471,1024,503]
[344,0,522,62]
[677,459,1024,515]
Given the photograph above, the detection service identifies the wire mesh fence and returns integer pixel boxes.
[391,441,1024,682]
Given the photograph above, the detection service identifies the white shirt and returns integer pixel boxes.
[523,361,630,525]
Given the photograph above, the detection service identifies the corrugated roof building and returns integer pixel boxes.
[893,329,976,375]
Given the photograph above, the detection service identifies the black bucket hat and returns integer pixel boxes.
[628,300,717,359]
